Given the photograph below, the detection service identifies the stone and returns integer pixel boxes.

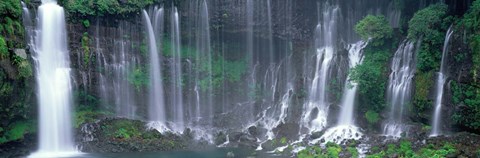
[226,151,235,158]
[14,49,27,59]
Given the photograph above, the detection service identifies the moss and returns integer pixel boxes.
[0,36,7,59]
[0,121,35,144]
[127,67,149,91]
[81,32,90,66]
[347,147,359,158]
[413,71,433,113]
[17,59,32,78]
[365,110,380,125]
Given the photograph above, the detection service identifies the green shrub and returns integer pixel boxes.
[365,110,380,125]
[347,147,359,158]
[408,4,448,39]
[17,59,32,78]
[349,46,390,112]
[0,121,35,144]
[451,81,480,130]
[81,32,90,66]
[0,36,7,59]
[408,3,449,72]
[413,72,433,113]
[127,67,149,91]
[82,19,90,28]
[355,15,393,46]
[462,0,480,80]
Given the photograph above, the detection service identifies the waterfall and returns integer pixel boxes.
[314,41,366,145]
[21,1,34,47]
[171,7,184,131]
[267,0,274,64]
[431,27,454,137]
[142,8,166,124]
[245,0,256,124]
[194,0,213,125]
[338,41,368,125]
[383,40,417,137]
[301,2,339,133]
[29,0,78,156]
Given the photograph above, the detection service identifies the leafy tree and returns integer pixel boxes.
[451,81,480,131]
[408,4,448,40]
[349,46,390,113]
[355,15,393,46]
[462,0,480,79]
[408,3,449,72]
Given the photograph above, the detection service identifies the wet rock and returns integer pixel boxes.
[214,132,227,145]
[14,49,27,59]
[226,151,235,157]
[248,125,268,139]
[273,123,300,140]
[77,118,187,153]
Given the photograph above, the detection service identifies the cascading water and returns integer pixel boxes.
[245,0,256,124]
[142,8,167,129]
[194,0,213,125]
[383,41,417,137]
[315,41,367,144]
[96,22,138,119]
[29,0,77,156]
[170,7,185,132]
[431,27,454,137]
[301,2,339,133]
[337,41,367,126]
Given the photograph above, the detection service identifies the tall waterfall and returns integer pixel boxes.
[194,0,213,125]
[383,41,417,137]
[171,7,184,131]
[337,41,367,125]
[95,22,138,119]
[301,2,339,133]
[316,41,366,144]
[30,0,77,156]
[431,27,454,137]
[245,0,256,124]
[142,8,166,123]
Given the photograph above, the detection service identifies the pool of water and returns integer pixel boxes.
[63,148,288,158]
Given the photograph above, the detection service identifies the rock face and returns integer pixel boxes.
[77,118,187,153]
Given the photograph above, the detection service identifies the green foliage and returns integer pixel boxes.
[451,81,480,130]
[60,0,160,17]
[0,0,21,19]
[355,15,393,46]
[365,110,380,125]
[75,109,111,128]
[0,36,7,59]
[325,142,341,158]
[367,141,456,158]
[350,45,390,113]
[17,59,32,78]
[0,121,35,144]
[102,119,141,140]
[127,67,149,91]
[408,4,448,39]
[297,143,342,158]
[416,143,456,157]
[408,4,450,72]
[413,72,433,113]
[114,128,131,139]
[462,0,480,79]
[347,147,359,158]
[280,137,287,145]
[82,19,90,28]
[82,32,90,66]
